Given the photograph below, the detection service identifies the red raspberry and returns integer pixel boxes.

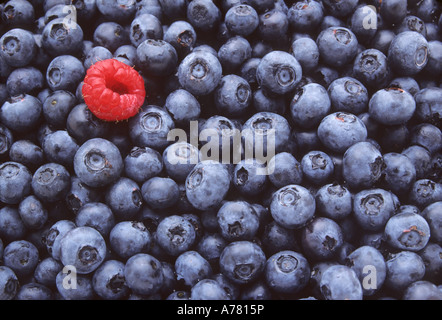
[82,59,146,122]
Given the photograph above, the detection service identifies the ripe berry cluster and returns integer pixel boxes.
[0,0,441,301]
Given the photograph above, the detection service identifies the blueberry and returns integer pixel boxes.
[0,124,13,160]
[410,123,442,155]
[311,64,340,88]
[368,87,416,126]
[353,188,396,232]
[155,215,197,257]
[414,87,442,125]
[233,159,268,197]
[260,221,298,256]
[124,146,163,184]
[163,21,197,57]
[158,0,186,20]
[409,178,442,210]
[18,195,48,230]
[66,103,111,143]
[83,46,113,70]
[33,257,63,288]
[240,280,273,300]
[55,271,95,300]
[422,201,442,244]
[301,150,335,185]
[42,90,77,129]
[136,39,178,77]
[384,212,431,252]
[290,83,331,129]
[43,219,76,261]
[290,37,319,73]
[403,281,442,300]
[2,0,35,28]
[265,250,310,295]
[381,153,417,196]
[42,17,83,56]
[0,206,26,242]
[74,138,123,188]
[0,266,19,300]
[385,251,426,293]
[219,241,266,285]
[217,201,260,242]
[317,112,368,154]
[91,260,129,300]
[256,51,302,95]
[257,9,290,45]
[0,161,32,205]
[187,0,221,32]
[225,4,259,37]
[380,0,408,25]
[65,175,101,215]
[96,0,136,23]
[270,184,316,230]
[6,66,44,97]
[109,221,151,260]
[129,105,175,151]
[75,202,115,238]
[42,130,80,168]
[321,0,359,18]
[60,226,107,274]
[301,217,344,262]
[267,152,303,189]
[190,279,230,300]
[0,28,36,68]
[0,94,42,134]
[32,162,71,203]
[388,31,429,76]
[163,141,200,183]
[320,265,363,300]
[418,242,442,283]
[186,160,231,211]
[342,141,384,190]
[15,283,53,300]
[316,27,359,68]
[424,40,442,77]
[175,250,212,287]
[402,145,432,179]
[3,240,39,278]
[114,44,138,65]
[46,55,85,92]
[141,177,179,210]
[161,261,178,297]
[353,48,391,90]
[395,15,427,36]
[105,177,142,219]
[287,0,324,33]
[315,183,352,221]
[124,253,164,296]
[93,22,129,53]
[196,232,228,268]
[178,50,222,96]
[218,35,252,74]
[214,74,252,117]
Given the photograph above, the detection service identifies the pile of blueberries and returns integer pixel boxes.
[0,0,441,301]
